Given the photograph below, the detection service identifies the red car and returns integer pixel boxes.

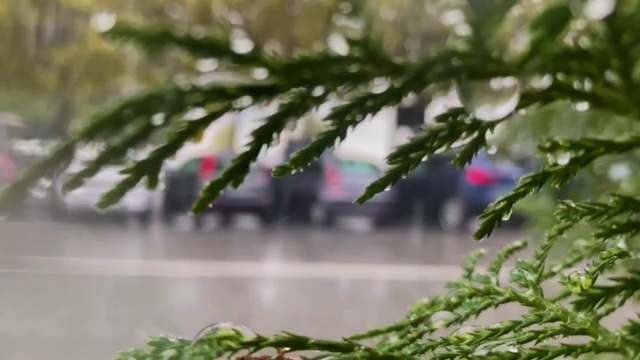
[0,152,15,188]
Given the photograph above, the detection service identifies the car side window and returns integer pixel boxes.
[340,160,380,174]
[180,159,200,175]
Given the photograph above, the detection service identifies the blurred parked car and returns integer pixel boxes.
[162,154,276,227]
[0,152,15,190]
[52,161,155,226]
[314,154,397,227]
[394,153,462,227]
[439,151,530,231]
[274,140,324,224]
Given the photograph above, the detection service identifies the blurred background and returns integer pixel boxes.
[0,0,637,359]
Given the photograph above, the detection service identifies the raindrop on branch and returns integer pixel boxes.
[184,107,207,121]
[439,9,466,26]
[231,29,255,54]
[233,96,253,109]
[327,33,350,55]
[196,59,219,73]
[151,113,166,126]
[251,68,270,80]
[312,86,325,97]
[91,12,117,33]
[584,0,616,20]
[573,101,590,112]
[567,271,593,293]
[193,322,256,343]
[371,78,391,94]
[556,152,571,166]
[456,77,520,121]
[487,145,498,155]
[431,311,456,328]
[227,11,244,26]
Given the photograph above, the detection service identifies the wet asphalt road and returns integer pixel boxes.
[1,214,525,359]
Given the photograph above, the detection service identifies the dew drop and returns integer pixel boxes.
[453,325,478,337]
[431,311,456,328]
[151,113,166,126]
[584,0,616,20]
[91,12,117,33]
[556,152,571,166]
[196,58,219,73]
[501,210,513,221]
[440,9,466,26]
[583,78,593,92]
[530,74,553,90]
[184,107,207,121]
[332,14,364,38]
[574,101,590,112]
[327,33,350,55]
[453,24,473,37]
[455,77,520,121]
[251,67,269,80]
[231,29,254,54]
[270,135,280,147]
[608,162,631,181]
[228,11,244,26]
[487,145,498,155]
[371,77,391,94]
[193,322,255,343]
[233,96,253,109]
[312,86,326,97]
[567,271,593,293]
[191,25,207,39]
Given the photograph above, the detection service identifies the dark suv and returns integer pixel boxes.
[162,154,276,228]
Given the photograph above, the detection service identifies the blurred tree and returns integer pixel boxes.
[1,0,449,139]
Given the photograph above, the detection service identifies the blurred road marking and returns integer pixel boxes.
[0,256,474,282]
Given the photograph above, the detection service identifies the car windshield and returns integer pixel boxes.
[339,160,379,174]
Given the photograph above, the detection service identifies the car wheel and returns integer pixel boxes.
[439,197,466,232]
[193,214,207,230]
[259,209,276,228]
[321,209,336,228]
[218,212,233,228]
[136,211,152,228]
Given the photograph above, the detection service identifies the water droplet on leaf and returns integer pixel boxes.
[556,152,571,166]
[196,59,219,73]
[151,113,166,126]
[454,24,472,36]
[327,33,350,55]
[184,107,207,121]
[191,26,207,39]
[530,74,553,90]
[501,210,513,221]
[487,145,498,155]
[193,322,255,343]
[574,101,590,112]
[567,271,593,293]
[234,96,253,109]
[607,163,631,181]
[371,77,391,94]
[456,77,520,121]
[584,0,616,20]
[312,86,325,97]
[231,29,254,54]
[91,12,117,33]
[439,9,466,26]
[251,67,269,80]
[431,311,456,328]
